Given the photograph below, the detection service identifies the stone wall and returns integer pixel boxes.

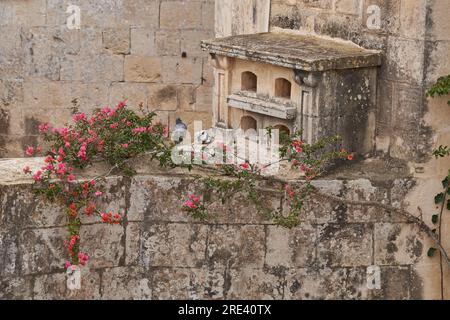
[0,0,215,157]
[270,0,450,163]
[0,158,444,300]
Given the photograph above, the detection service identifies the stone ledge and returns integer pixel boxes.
[201,32,382,72]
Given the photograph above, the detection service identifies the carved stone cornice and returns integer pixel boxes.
[209,53,234,71]
[293,70,321,88]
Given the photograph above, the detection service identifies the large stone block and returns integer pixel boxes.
[160,1,203,29]
[128,175,194,222]
[152,267,225,300]
[131,28,156,56]
[265,224,316,268]
[0,276,32,299]
[60,54,124,82]
[317,223,373,267]
[374,223,426,265]
[147,84,178,111]
[103,28,130,54]
[285,267,369,300]
[124,56,162,83]
[19,227,67,275]
[33,268,101,300]
[155,31,181,56]
[140,223,208,268]
[101,267,152,300]
[385,37,425,85]
[122,0,160,28]
[162,57,203,85]
[109,82,148,111]
[79,224,124,269]
[227,267,285,299]
[0,0,46,27]
[206,225,265,269]
[181,30,214,57]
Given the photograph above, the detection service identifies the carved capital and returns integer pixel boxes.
[293,70,321,88]
[209,54,234,71]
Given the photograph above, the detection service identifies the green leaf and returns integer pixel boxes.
[432,214,439,224]
[443,177,450,189]
[427,247,437,257]
[435,193,445,204]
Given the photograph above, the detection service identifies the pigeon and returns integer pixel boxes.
[171,118,188,144]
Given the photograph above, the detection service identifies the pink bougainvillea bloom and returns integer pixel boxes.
[23,166,31,174]
[64,261,72,269]
[109,123,118,129]
[116,101,126,109]
[95,191,103,197]
[72,113,87,122]
[188,194,201,203]
[184,200,197,209]
[38,123,50,133]
[25,146,34,156]
[67,174,75,182]
[65,141,71,148]
[240,163,250,170]
[33,170,42,182]
[121,143,129,149]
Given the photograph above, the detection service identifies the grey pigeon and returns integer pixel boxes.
[172,118,188,144]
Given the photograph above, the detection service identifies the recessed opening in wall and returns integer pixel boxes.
[274,124,290,136]
[240,116,257,131]
[275,78,291,99]
[241,71,257,92]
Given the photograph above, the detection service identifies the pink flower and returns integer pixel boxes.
[64,261,72,269]
[240,163,250,170]
[72,113,87,122]
[184,200,197,209]
[188,194,201,203]
[57,163,67,175]
[121,143,129,149]
[116,101,126,109]
[132,127,147,134]
[25,146,34,156]
[38,123,50,133]
[67,174,75,182]
[33,170,42,182]
[23,166,31,174]
[109,123,118,130]
[65,141,71,148]
[95,191,103,197]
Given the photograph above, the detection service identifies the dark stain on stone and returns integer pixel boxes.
[290,279,301,294]
[386,242,398,254]
[157,86,177,101]
[0,109,10,135]
[24,117,40,136]
[407,236,423,259]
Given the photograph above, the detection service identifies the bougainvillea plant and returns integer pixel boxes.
[24,101,351,269]
[24,101,173,269]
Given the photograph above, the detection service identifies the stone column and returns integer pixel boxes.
[210,55,234,128]
[294,70,320,144]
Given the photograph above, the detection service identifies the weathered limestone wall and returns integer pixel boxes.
[270,0,450,163]
[0,158,443,300]
[0,0,215,157]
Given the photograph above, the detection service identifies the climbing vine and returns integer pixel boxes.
[427,74,450,259]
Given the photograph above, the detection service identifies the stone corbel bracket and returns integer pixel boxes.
[293,69,321,88]
[209,53,234,71]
